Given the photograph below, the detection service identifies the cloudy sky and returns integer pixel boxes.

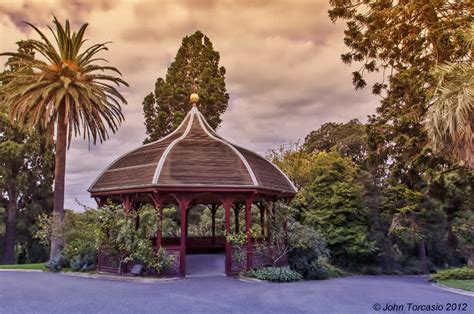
[0,0,379,210]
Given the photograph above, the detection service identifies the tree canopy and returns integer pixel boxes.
[304,119,368,163]
[329,0,473,272]
[143,30,229,143]
[295,151,375,266]
[0,17,128,259]
[0,42,54,264]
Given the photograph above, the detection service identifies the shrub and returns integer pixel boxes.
[247,267,303,282]
[320,259,346,278]
[431,267,474,281]
[287,222,331,279]
[96,203,174,275]
[44,252,69,272]
[70,252,96,272]
[35,209,98,272]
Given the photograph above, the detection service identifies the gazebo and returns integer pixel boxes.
[88,94,297,276]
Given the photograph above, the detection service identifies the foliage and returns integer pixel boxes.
[297,151,375,266]
[0,17,128,144]
[431,267,474,281]
[287,222,331,279]
[267,142,319,190]
[143,30,229,143]
[0,17,128,260]
[44,251,69,272]
[70,252,95,272]
[424,28,473,168]
[34,209,97,271]
[0,41,54,264]
[263,202,292,266]
[246,267,302,283]
[304,119,368,164]
[187,204,225,237]
[226,232,248,247]
[36,203,174,274]
[386,185,444,247]
[62,210,98,266]
[95,202,174,274]
[329,0,473,274]
[451,211,474,267]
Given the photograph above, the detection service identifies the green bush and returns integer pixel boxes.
[321,259,346,278]
[287,222,331,279]
[431,267,474,281]
[36,209,98,272]
[70,252,96,272]
[44,252,69,272]
[247,267,303,282]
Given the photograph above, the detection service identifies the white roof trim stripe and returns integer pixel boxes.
[88,110,192,191]
[199,110,297,193]
[152,107,196,183]
[236,145,298,193]
[197,112,259,186]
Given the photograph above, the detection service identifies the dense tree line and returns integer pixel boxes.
[0,42,54,264]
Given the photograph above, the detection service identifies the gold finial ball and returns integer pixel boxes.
[190,93,199,104]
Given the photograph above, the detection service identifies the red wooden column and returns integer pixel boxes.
[222,196,234,275]
[233,204,241,234]
[151,192,163,250]
[122,194,135,214]
[178,196,190,277]
[245,194,254,270]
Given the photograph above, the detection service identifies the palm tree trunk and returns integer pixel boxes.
[1,185,18,264]
[49,110,67,259]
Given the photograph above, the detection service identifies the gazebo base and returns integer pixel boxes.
[97,238,287,277]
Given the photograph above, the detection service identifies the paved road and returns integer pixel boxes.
[0,271,472,314]
[187,254,225,277]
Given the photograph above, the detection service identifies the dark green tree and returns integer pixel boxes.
[297,151,375,267]
[304,119,368,164]
[0,41,54,264]
[329,0,472,272]
[0,106,54,265]
[143,31,229,143]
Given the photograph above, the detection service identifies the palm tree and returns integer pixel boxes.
[424,28,473,168]
[0,17,128,259]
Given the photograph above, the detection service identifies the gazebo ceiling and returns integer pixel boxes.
[88,95,297,196]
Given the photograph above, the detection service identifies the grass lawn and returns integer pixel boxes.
[439,279,474,292]
[0,263,46,270]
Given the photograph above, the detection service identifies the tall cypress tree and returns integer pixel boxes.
[143,31,229,143]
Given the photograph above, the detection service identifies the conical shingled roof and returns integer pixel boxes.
[89,104,297,194]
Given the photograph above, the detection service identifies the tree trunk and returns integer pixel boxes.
[467,249,474,267]
[49,111,67,259]
[417,239,428,274]
[1,185,18,264]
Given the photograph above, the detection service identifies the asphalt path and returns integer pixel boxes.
[0,271,472,314]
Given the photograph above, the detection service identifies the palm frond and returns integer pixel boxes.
[0,16,128,147]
